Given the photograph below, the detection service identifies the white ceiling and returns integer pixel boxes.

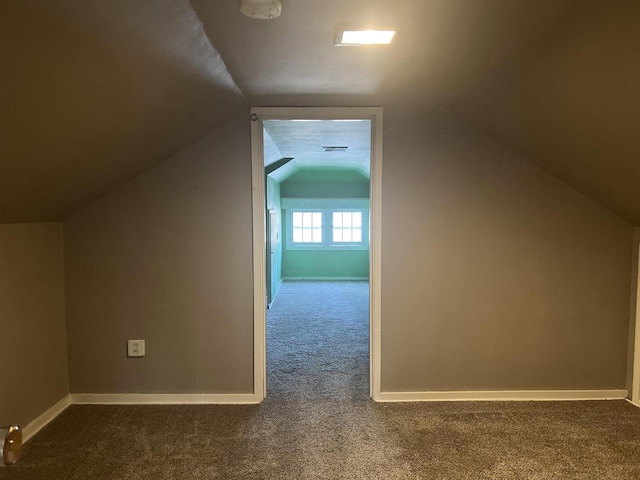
[192,0,583,103]
[1,1,639,223]
[264,120,371,182]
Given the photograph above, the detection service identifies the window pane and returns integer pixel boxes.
[312,212,322,228]
[330,211,366,244]
[291,209,367,246]
[292,211,323,243]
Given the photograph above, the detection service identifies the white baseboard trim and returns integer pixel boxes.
[21,390,628,443]
[69,393,260,405]
[627,399,640,408]
[273,278,283,299]
[376,389,629,403]
[23,395,71,443]
[283,276,369,281]
[21,392,258,442]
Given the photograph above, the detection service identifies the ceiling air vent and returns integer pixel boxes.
[322,146,348,152]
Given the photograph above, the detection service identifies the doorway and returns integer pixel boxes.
[250,107,383,401]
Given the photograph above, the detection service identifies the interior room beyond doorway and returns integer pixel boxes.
[263,117,372,400]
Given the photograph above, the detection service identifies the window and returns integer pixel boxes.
[332,211,362,244]
[292,211,323,244]
[284,199,369,251]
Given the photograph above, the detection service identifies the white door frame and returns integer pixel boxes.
[250,106,383,402]
[632,241,640,406]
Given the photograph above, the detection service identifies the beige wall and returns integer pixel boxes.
[64,116,254,394]
[458,2,640,225]
[63,107,633,394]
[0,223,68,426]
[381,108,632,391]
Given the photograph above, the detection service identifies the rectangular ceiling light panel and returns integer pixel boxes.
[322,146,349,152]
[335,29,396,46]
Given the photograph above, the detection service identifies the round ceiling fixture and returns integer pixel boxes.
[240,0,282,20]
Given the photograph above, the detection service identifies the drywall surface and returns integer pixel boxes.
[63,106,633,395]
[457,2,640,225]
[380,109,632,391]
[281,169,369,199]
[0,223,68,426]
[281,169,370,279]
[64,116,254,394]
[282,249,369,279]
[1,0,247,223]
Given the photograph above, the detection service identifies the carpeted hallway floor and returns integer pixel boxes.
[267,281,370,401]
[3,281,640,479]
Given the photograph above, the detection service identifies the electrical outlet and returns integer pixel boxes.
[127,340,145,357]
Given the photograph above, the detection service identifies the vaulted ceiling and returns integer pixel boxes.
[457,1,640,224]
[1,1,638,223]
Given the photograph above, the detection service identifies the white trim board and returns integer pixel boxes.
[268,278,283,307]
[22,395,71,443]
[628,399,640,408]
[377,390,629,402]
[631,239,640,403]
[19,390,630,444]
[251,106,384,402]
[69,393,260,405]
[283,277,369,281]
[21,393,259,443]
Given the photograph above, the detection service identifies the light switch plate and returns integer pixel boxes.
[127,340,145,357]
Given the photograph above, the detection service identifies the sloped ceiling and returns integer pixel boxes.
[0,0,247,222]
[264,120,371,182]
[192,0,584,104]
[1,0,638,223]
[456,1,640,224]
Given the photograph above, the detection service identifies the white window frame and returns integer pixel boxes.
[331,210,365,247]
[284,198,369,251]
[289,209,324,246]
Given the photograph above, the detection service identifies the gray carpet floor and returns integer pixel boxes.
[3,281,640,479]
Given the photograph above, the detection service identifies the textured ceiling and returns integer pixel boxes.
[264,120,371,182]
[1,0,638,224]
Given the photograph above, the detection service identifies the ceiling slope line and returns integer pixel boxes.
[446,108,633,227]
[186,1,246,98]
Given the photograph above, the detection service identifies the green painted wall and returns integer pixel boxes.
[281,168,369,279]
[282,247,369,278]
[280,169,369,199]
